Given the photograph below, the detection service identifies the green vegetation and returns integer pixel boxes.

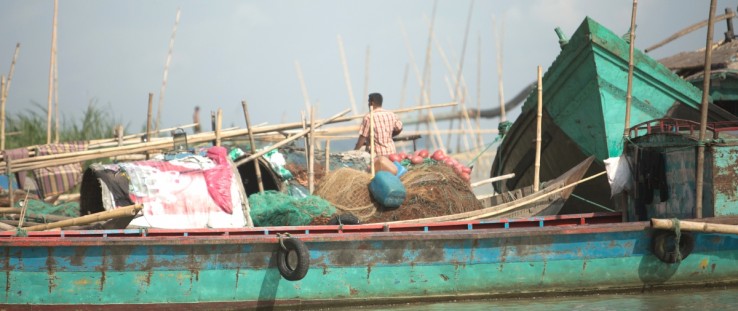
[4,100,128,149]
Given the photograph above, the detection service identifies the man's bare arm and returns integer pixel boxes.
[354,135,368,150]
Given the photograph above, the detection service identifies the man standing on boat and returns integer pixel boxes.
[354,93,403,156]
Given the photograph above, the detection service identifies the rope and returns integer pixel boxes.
[671,218,683,262]
[570,193,615,212]
[467,121,511,167]
[14,228,27,237]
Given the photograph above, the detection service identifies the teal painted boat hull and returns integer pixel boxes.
[491,17,736,213]
[3,214,738,309]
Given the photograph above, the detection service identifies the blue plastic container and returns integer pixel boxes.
[393,161,407,177]
[369,171,407,208]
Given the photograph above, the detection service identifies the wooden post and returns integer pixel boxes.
[325,139,331,174]
[301,111,309,170]
[241,101,264,193]
[697,0,717,219]
[215,108,222,147]
[6,159,12,208]
[534,65,543,192]
[46,0,58,145]
[308,106,316,194]
[210,111,216,145]
[115,125,124,147]
[146,93,153,141]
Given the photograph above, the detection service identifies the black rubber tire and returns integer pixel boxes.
[277,238,310,281]
[652,230,695,263]
[328,214,360,225]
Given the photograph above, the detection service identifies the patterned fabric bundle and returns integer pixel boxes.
[32,142,88,198]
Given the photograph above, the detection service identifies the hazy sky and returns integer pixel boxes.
[0,0,734,138]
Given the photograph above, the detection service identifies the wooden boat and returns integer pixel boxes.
[478,155,594,220]
[490,17,737,214]
[4,211,738,309]
[5,16,738,310]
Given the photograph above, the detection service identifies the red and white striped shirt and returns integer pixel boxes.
[358,108,403,156]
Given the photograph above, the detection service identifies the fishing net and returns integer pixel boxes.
[315,167,378,221]
[316,163,482,223]
[364,163,483,223]
[248,190,337,226]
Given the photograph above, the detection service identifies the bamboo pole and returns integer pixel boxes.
[155,8,180,132]
[2,43,20,150]
[494,15,506,122]
[46,0,58,145]
[234,109,351,166]
[370,105,375,177]
[23,204,142,232]
[697,0,717,219]
[0,76,5,150]
[534,65,543,192]
[0,111,355,174]
[623,0,638,138]
[89,123,198,148]
[53,49,59,143]
[391,171,607,224]
[363,45,370,114]
[652,218,738,235]
[308,106,316,194]
[0,222,14,231]
[337,35,359,116]
[418,1,445,152]
[146,93,153,142]
[400,63,409,109]
[470,173,515,188]
[644,11,734,53]
[5,158,12,208]
[294,60,311,113]
[325,139,331,174]
[215,108,222,147]
[241,101,264,193]
[449,0,478,152]
[301,111,309,170]
[476,33,483,148]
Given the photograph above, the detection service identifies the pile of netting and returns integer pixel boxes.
[315,168,378,221]
[316,163,483,223]
[248,190,337,226]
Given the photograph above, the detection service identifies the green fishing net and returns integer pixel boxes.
[248,190,337,226]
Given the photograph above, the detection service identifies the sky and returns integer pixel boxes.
[0,0,735,142]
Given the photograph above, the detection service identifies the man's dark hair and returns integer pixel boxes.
[368,93,383,106]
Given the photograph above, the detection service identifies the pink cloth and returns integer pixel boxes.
[204,146,233,214]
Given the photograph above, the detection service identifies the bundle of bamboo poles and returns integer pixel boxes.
[0,101,457,175]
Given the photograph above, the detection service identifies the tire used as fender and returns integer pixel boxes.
[277,237,310,281]
[651,229,695,263]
